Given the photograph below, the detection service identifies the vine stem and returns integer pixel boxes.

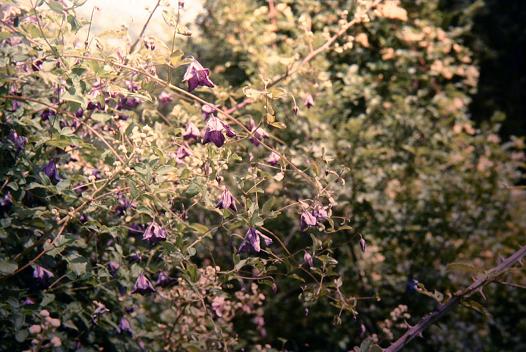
[384,244,526,352]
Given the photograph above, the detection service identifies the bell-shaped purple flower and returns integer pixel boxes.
[203,116,226,147]
[359,237,366,253]
[155,271,175,287]
[40,109,56,121]
[23,297,36,305]
[33,265,54,284]
[42,160,60,184]
[9,130,27,152]
[239,227,273,253]
[312,204,329,221]
[304,251,314,267]
[75,107,84,118]
[183,122,200,140]
[247,119,269,146]
[107,261,120,276]
[216,188,237,212]
[202,104,218,120]
[118,317,133,336]
[304,94,315,109]
[183,59,214,92]
[266,152,280,166]
[142,221,167,244]
[117,96,141,110]
[131,273,155,295]
[86,101,102,111]
[115,194,135,216]
[126,80,140,92]
[222,122,236,138]
[300,211,317,231]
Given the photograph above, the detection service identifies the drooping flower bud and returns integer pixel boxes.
[142,221,167,244]
[42,159,60,184]
[183,59,214,92]
[216,188,237,212]
[33,265,54,285]
[183,122,200,140]
[304,94,315,109]
[266,152,280,166]
[203,116,226,147]
[131,273,156,295]
[118,317,133,336]
[359,237,366,253]
[238,227,273,253]
[304,251,314,267]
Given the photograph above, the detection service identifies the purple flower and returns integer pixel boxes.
[312,204,329,221]
[31,59,43,72]
[202,104,217,120]
[216,188,237,212]
[155,271,175,287]
[117,96,141,110]
[175,145,192,163]
[9,130,27,152]
[304,94,314,109]
[118,317,133,336]
[91,169,102,180]
[115,194,134,216]
[292,105,299,115]
[359,237,366,253]
[131,273,155,295]
[266,152,280,166]
[183,122,200,140]
[8,100,22,112]
[40,109,55,121]
[304,251,314,267]
[247,119,269,146]
[86,101,102,111]
[203,116,226,147]
[144,38,155,50]
[92,301,110,323]
[0,192,12,215]
[300,211,317,231]
[183,59,214,92]
[126,80,140,92]
[23,297,36,305]
[239,227,273,253]
[75,107,84,118]
[107,261,120,276]
[142,221,167,244]
[128,251,143,262]
[33,265,54,284]
[222,122,236,138]
[42,160,60,183]
[159,91,173,105]
[79,213,88,223]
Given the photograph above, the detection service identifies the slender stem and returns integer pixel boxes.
[128,0,161,54]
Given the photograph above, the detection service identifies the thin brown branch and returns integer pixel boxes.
[128,0,161,54]
[384,244,526,352]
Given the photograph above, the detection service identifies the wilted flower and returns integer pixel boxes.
[216,188,237,212]
[131,273,155,295]
[155,271,175,287]
[239,227,273,253]
[42,160,60,183]
[300,211,317,231]
[304,251,314,267]
[183,59,214,92]
[183,122,200,140]
[8,130,27,152]
[158,91,172,105]
[107,261,120,276]
[142,221,167,244]
[33,265,54,284]
[304,94,315,109]
[175,144,192,163]
[266,152,280,166]
[118,317,133,336]
[202,104,217,120]
[92,301,110,323]
[203,116,226,147]
[247,119,269,146]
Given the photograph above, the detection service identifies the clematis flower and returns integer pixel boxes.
[107,261,120,276]
[304,94,315,109]
[23,297,36,305]
[92,301,110,323]
[115,194,134,216]
[203,116,226,147]
[359,237,366,253]
[222,122,236,138]
[183,59,214,92]
[304,251,314,267]
[86,101,102,111]
[158,91,172,105]
[238,227,273,253]
[312,204,329,221]
[300,211,317,231]
[42,160,60,183]
[183,122,200,140]
[202,104,217,120]
[155,271,175,287]
[128,251,143,262]
[8,130,27,152]
[126,80,140,92]
[117,96,141,110]
[40,109,55,121]
[33,265,54,284]
[75,107,84,118]
[118,317,133,336]
[131,273,155,295]
[246,119,269,146]
[142,221,167,244]
[216,188,237,212]
[266,152,280,166]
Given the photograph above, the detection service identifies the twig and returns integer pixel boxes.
[384,244,526,352]
[128,0,161,55]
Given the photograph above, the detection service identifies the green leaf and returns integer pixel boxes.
[0,261,18,275]
[67,254,88,276]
